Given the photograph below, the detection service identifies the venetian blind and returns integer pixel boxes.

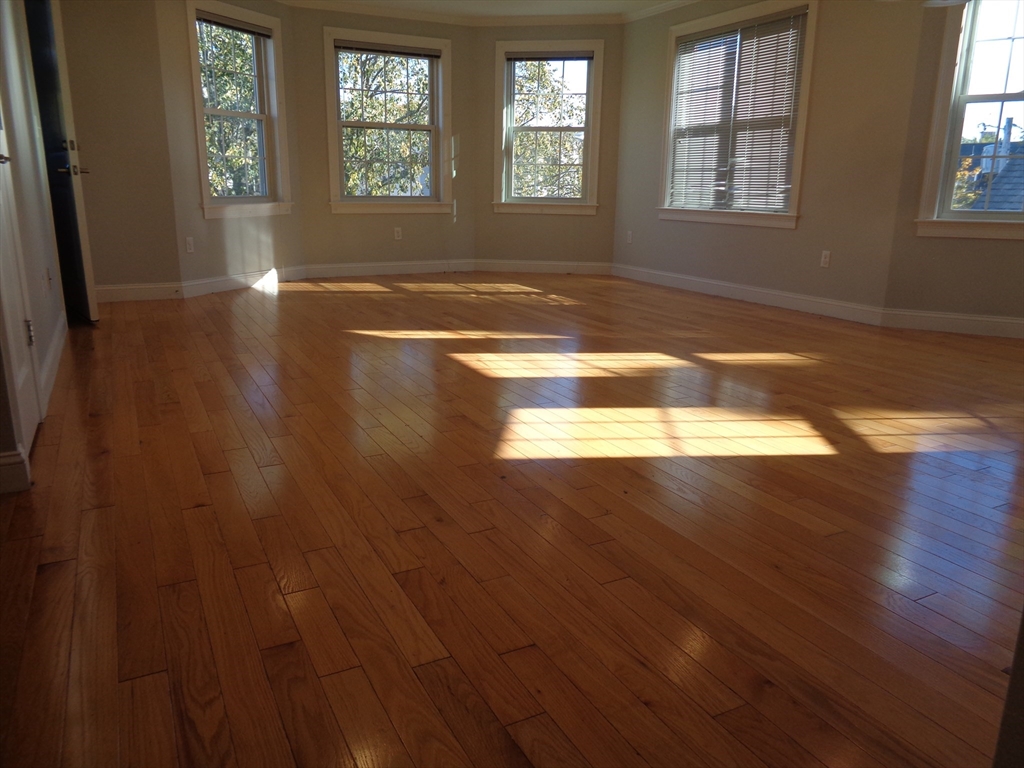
[667,9,807,212]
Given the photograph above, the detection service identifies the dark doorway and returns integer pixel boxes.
[23,0,92,324]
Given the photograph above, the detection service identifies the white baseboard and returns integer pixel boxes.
[612,264,885,325]
[97,259,613,301]
[95,259,1020,338]
[879,308,1024,337]
[94,282,184,302]
[471,259,612,275]
[612,264,1024,338]
[37,318,67,413]
[0,445,31,493]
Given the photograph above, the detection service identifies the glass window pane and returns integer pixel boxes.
[342,127,431,197]
[968,0,1024,94]
[196,20,259,113]
[204,114,266,197]
[953,100,1024,212]
[337,50,432,127]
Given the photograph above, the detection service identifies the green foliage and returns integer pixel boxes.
[197,21,266,197]
[337,52,432,196]
[510,59,588,198]
[951,156,982,209]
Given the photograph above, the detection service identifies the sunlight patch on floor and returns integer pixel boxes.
[252,268,278,294]
[395,282,542,293]
[833,408,1024,453]
[692,352,822,364]
[349,330,570,339]
[496,407,837,459]
[451,352,694,378]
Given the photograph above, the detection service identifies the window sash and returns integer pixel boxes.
[666,11,806,213]
[937,0,1024,218]
[503,57,592,202]
[197,18,273,199]
[336,50,439,199]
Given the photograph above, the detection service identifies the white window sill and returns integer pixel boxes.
[915,218,1024,240]
[331,201,453,215]
[658,208,797,229]
[493,202,597,216]
[203,202,292,220]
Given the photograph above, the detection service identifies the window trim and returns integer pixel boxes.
[492,39,604,215]
[917,1,1024,239]
[324,27,453,215]
[659,0,818,228]
[186,0,292,219]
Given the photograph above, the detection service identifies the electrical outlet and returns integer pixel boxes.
[820,250,830,267]
[186,237,194,253]
[394,227,402,240]
[627,230,633,244]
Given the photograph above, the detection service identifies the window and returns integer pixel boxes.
[493,41,604,215]
[187,1,290,218]
[325,28,452,214]
[940,1,1023,216]
[660,3,811,228]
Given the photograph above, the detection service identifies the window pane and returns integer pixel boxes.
[968,0,1024,94]
[205,114,266,197]
[512,59,589,128]
[508,57,590,200]
[196,20,259,113]
[337,51,432,127]
[342,126,431,196]
[953,100,1024,212]
[667,13,805,212]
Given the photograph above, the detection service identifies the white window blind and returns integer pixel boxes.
[667,9,807,213]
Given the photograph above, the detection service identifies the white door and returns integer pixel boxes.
[51,0,98,321]
[0,93,44,449]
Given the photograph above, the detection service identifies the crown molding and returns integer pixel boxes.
[623,0,697,22]
[277,0,628,26]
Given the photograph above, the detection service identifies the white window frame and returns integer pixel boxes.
[186,0,292,219]
[324,27,453,215]
[657,0,817,229]
[917,1,1024,240]
[493,40,604,216]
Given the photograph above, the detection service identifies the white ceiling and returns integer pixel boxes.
[282,0,691,24]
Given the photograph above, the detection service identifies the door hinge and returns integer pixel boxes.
[25,320,34,347]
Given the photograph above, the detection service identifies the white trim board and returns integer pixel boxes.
[612,264,1024,338]
[0,445,31,493]
[36,318,67,416]
[95,260,614,302]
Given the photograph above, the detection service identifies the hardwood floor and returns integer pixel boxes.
[1,272,1021,768]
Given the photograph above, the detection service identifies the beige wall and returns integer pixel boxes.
[59,0,1021,319]
[613,0,1023,317]
[61,0,182,286]
[61,0,623,286]
[466,23,623,267]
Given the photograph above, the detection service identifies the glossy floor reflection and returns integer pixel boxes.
[1,273,1020,768]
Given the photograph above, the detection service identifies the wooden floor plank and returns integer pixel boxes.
[118,672,178,768]
[502,644,650,768]
[62,508,118,768]
[261,640,356,768]
[283,587,359,676]
[0,536,41,747]
[506,713,592,768]
[182,506,295,767]
[158,580,237,768]
[414,657,533,768]
[321,667,415,768]
[396,566,542,725]
[306,547,471,767]
[114,456,167,681]
[2,273,1020,768]
[1,559,77,767]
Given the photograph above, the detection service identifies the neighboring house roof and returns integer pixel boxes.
[973,156,1024,212]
